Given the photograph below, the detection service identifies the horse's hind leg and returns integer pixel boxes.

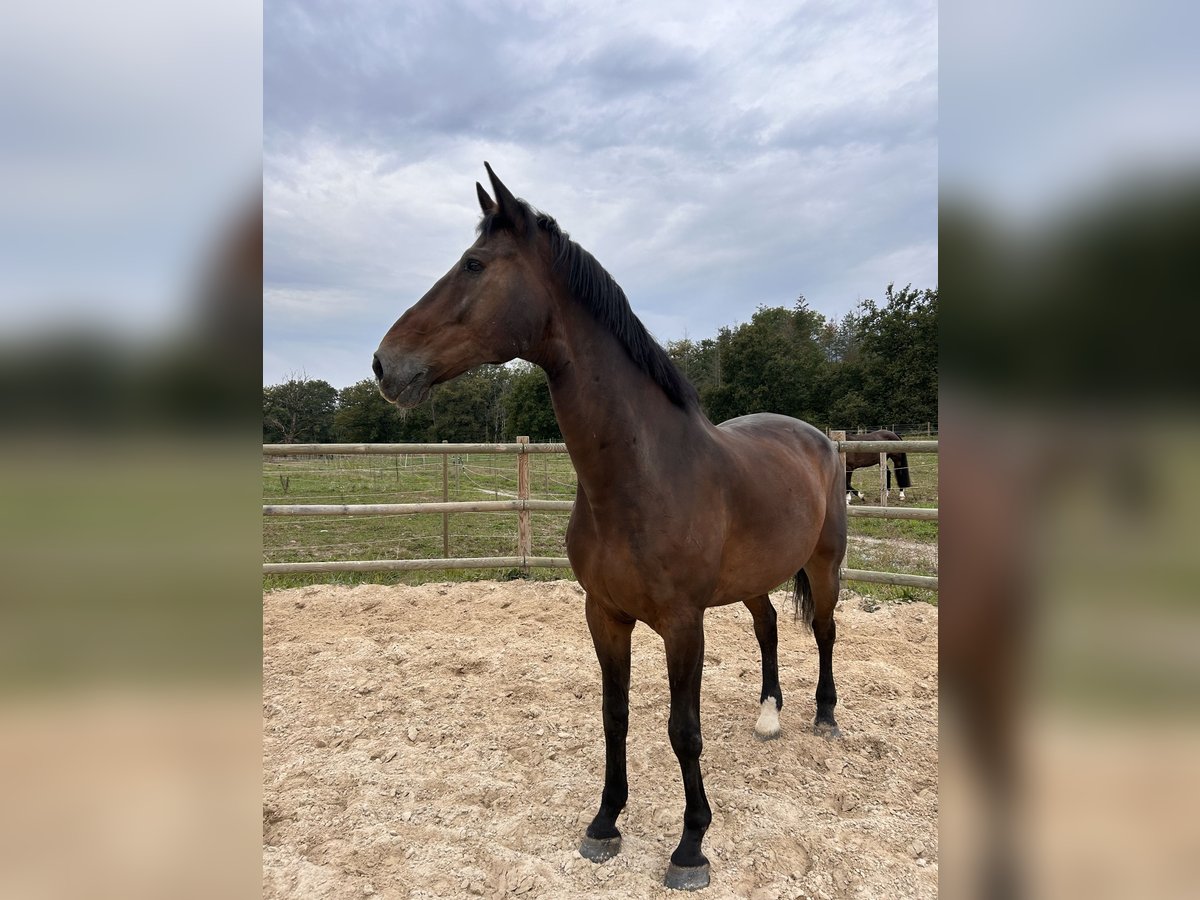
[744,595,782,740]
[806,508,846,738]
[579,595,634,862]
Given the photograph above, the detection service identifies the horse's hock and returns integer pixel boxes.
[263,580,938,899]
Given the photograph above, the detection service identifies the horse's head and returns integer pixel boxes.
[373,163,550,407]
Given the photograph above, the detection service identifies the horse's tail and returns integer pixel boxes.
[793,568,814,630]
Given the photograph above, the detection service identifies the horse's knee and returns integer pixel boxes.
[602,697,629,731]
[668,719,703,759]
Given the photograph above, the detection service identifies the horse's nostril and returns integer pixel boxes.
[371,354,383,381]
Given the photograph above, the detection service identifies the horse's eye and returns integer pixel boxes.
[463,258,484,273]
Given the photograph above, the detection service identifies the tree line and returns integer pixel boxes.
[263,284,936,444]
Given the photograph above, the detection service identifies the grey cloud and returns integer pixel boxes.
[266,1,558,144]
[575,35,700,90]
[264,0,936,388]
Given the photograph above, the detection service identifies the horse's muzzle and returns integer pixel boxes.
[374,350,432,408]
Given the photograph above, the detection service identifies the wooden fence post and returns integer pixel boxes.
[442,440,449,557]
[517,436,531,573]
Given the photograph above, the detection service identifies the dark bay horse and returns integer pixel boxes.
[373,164,846,891]
[844,429,912,503]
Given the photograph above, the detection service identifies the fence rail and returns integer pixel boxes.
[263,499,937,521]
[846,506,938,521]
[263,440,934,455]
[264,556,572,575]
[263,499,575,517]
[264,442,567,455]
[263,438,938,590]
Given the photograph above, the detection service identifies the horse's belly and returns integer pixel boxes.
[708,510,823,604]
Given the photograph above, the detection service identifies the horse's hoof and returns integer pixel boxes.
[665,862,711,891]
[579,834,621,862]
[813,720,842,739]
[753,699,781,740]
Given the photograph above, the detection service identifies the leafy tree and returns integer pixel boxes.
[666,336,723,403]
[263,376,337,443]
[700,300,828,424]
[332,379,406,442]
[392,398,435,441]
[818,312,861,365]
[826,389,873,431]
[426,366,510,442]
[854,284,938,426]
[503,363,561,440]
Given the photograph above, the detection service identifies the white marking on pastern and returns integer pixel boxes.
[754,698,781,739]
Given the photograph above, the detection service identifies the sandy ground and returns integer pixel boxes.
[263,581,937,899]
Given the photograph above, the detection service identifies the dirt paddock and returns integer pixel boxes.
[263,580,938,899]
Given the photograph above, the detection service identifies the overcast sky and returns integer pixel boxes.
[264,0,937,388]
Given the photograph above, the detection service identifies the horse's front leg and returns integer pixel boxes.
[662,613,711,890]
[579,595,634,862]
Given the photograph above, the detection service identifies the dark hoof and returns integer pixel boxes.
[813,720,842,739]
[579,834,621,862]
[665,862,710,891]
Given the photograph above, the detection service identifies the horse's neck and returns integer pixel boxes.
[533,301,704,498]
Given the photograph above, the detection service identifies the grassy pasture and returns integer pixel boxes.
[263,451,579,590]
[263,438,938,604]
[843,442,939,605]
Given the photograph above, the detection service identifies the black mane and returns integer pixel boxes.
[479,202,699,410]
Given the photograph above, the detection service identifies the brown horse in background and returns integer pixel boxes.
[844,429,912,502]
[373,164,847,890]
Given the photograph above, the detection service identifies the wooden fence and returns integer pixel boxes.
[263,437,938,590]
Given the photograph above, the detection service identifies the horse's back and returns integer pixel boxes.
[712,413,841,513]
[854,428,900,441]
[847,428,902,467]
[715,413,837,467]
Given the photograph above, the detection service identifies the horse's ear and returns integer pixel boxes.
[483,161,527,236]
[476,182,496,215]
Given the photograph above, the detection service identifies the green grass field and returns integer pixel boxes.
[842,445,939,604]
[263,439,938,603]
[263,451,579,590]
